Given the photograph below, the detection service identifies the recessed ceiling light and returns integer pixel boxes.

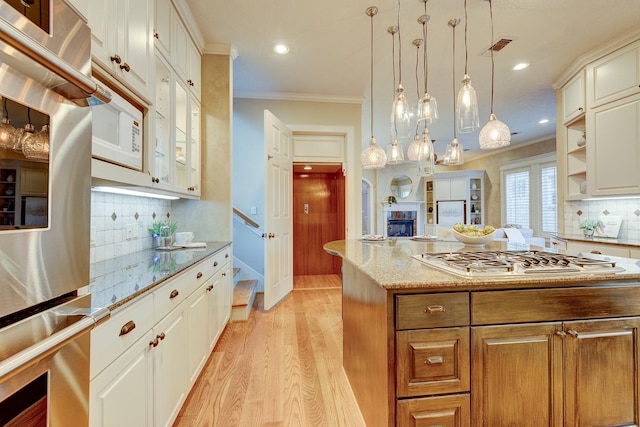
[303,165,312,170]
[274,44,289,54]
[538,119,549,124]
[513,62,529,71]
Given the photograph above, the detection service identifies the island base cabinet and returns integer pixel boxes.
[471,323,563,427]
[472,318,640,426]
[397,394,470,427]
[563,318,640,426]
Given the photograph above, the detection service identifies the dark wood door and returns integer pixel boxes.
[471,323,564,427]
[293,168,344,275]
[563,317,640,426]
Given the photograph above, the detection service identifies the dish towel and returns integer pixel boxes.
[503,228,526,244]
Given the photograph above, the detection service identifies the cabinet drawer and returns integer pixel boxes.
[153,266,199,323]
[90,293,154,379]
[396,327,470,398]
[472,285,640,325]
[397,393,470,427]
[396,293,469,330]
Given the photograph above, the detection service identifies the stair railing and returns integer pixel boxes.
[233,206,263,237]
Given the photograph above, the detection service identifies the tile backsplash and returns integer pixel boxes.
[564,199,640,241]
[90,191,172,263]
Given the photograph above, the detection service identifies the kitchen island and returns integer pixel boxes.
[324,239,640,427]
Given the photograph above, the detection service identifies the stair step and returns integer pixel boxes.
[231,279,257,322]
[233,267,240,278]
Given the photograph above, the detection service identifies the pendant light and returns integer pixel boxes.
[456,0,479,133]
[22,123,49,160]
[479,0,511,149]
[444,19,464,166]
[0,98,16,148]
[11,107,35,153]
[407,38,423,162]
[417,128,435,177]
[416,0,438,124]
[389,0,410,140]
[360,6,387,170]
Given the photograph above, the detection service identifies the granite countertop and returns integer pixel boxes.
[324,238,640,291]
[89,241,231,310]
[554,233,640,248]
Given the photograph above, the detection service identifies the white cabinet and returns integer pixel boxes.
[65,0,89,21]
[566,240,631,258]
[562,71,586,124]
[435,177,466,200]
[173,16,202,99]
[587,94,640,196]
[631,249,640,259]
[88,0,153,102]
[150,54,201,197]
[587,40,640,109]
[153,0,173,60]
[90,247,233,427]
[153,299,188,427]
[90,330,154,427]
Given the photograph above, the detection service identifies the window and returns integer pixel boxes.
[501,154,557,236]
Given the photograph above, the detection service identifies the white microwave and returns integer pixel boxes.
[91,89,143,170]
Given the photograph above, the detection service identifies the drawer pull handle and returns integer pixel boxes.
[222,272,226,277]
[207,285,214,292]
[119,320,136,336]
[225,253,229,258]
[197,272,203,279]
[567,329,579,338]
[157,332,166,341]
[424,305,445,314]
[555,331,567,337]
[591,250,602,254]
[149,338,159,348]
[214,261,218,267]
[426,356,444,365]
[170,289,179,299]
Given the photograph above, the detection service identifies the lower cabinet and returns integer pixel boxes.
[90,247,232,427]
[397,394,470,427]
[471,316,640,426]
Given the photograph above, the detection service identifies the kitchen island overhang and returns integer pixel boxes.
[325,238,640,427]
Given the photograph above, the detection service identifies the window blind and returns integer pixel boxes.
[504,170,530,228]
[540,165,557,233]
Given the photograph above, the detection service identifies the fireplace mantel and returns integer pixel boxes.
[381,201,425,236]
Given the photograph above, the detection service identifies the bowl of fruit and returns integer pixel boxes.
[451,223,496,246]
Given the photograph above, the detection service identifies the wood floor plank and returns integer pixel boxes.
[174,277,365,427]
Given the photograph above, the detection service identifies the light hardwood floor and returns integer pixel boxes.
[173,275,366,427]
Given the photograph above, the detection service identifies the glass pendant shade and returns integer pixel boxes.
[417,134,435,177]
[444,137,464,165]
[11,122,35,152]
[391,86,411,139]
[361,137,387,169]
[22,124,49,160]
[407,134,421,161]
[386,137,404,164]
[417,93,438,123]
[0,117,15,148]
[456,75,479,133]
[479,113,511,149]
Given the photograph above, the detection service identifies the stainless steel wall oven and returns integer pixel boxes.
[0,1,110,425]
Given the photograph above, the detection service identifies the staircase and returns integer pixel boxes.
[231,267,257,322]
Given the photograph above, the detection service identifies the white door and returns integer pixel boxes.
[264,110,293,310]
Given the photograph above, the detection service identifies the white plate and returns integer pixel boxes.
[411,236,439,242]
[361,237,386,242]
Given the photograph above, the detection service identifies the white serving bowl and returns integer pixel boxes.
[451,229,496,246]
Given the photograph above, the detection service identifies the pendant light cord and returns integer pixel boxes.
[370,10,374,139]
[397,0,402,85]
[463,0,469,75]
[452,22,457,139]
[2,98,7,119]
[414,41,421,136]
[422,1,428,94]
[489,0,495,114]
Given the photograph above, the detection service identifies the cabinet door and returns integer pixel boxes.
[187,284,210,387]
[219,263,232,331]
[154,0,172,58]
[562,71,585,124]
[188,97,201,195]
[88,0,117,71]
[20,168,47,196]
[174,80,189,193]
[588,94,640,196]
[187,40,201,98]
[152,54,173,188]
[172,14,189,83]
[207,273,222,350]
[565,240,630,258]
[90,330,154,427]
[450,177,467,200]
[435,179,451,200]
[154,301,188,427]
[471,323,563,427]
[587,40,640,108]
[120,0,152,99]
[563,317,640,427]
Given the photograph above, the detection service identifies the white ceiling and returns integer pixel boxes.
[185,0,640,158]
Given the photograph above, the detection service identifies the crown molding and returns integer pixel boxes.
[233,91,363,104]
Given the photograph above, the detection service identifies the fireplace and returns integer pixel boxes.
[387,219,415,236]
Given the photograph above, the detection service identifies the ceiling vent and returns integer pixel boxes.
[481,37,513,56]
